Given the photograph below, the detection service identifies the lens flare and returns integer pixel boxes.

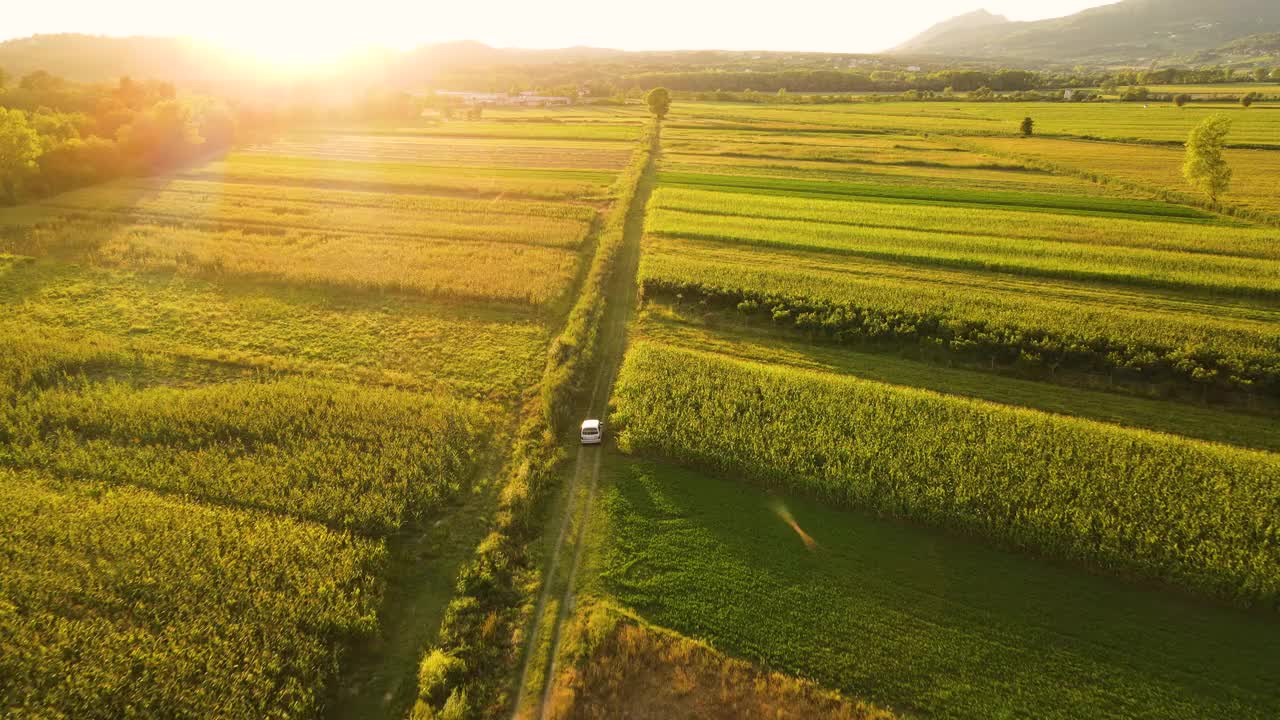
[772,500,818,551]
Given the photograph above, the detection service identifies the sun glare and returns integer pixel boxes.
[218,28,364,72]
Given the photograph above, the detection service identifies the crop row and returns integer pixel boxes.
[612,342,1280,607]
[663,137,1010,169]
[677,101,1280,146]
[252,136,633,169]
[310,121,643,142]
[0,261,551,400]
[650,187,1278,260]
[9,189,594,250]
[0,470,384,720]
[118,179,600,221]
[0,378,491,535]
[647,207,1280,298]
[661,154,1126,202]
[658,171,1207,219]
[4,218,581,307]
[184,154,617,199]
[639,239,1280,398]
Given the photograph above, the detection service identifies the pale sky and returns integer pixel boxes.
[3,1,1116,57]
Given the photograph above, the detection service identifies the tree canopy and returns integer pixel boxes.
[0,108,41,202]
[1182,114,1233,203]
[645,87,671,120]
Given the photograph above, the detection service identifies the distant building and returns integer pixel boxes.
[433,90,570,107]
[1063,89,1075,100]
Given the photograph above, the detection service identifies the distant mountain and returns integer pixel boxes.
[1184,32,1280,64]
[894,10,1011,53]
[892,0,1280,63]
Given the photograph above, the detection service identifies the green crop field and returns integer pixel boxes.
[1145,83,1280,95]
[582,456,1280,720]
[962,135,1280,217]
[7,75,1280,720]
[673,101,1280,146]
[0,116,648,720]
[571,98,1280,720]
[613,342,1280,606]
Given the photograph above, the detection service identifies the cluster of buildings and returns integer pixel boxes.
[433,90,572,106]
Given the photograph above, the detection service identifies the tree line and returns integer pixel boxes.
[0,68,449,205]
[611,65,1280,95]
[0,70,260,204]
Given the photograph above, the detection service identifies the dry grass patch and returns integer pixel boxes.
[547,608,897,720]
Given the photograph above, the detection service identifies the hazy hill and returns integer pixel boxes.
[1184,33,1280,64]
[0,34,936,99]
[898,9,1011,51]
[893,0,1280,63]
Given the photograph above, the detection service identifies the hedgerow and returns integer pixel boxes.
[408,120,658,719]
[638,256,1280,401]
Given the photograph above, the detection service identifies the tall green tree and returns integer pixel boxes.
[1182,114,1233,203]
[0,108,42,203]
[1019,116,1034,136]
[645,87,671,120]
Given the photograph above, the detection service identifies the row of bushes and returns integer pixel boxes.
[641,280,1280,403]
[611,342,1280,609]
[408,120,658,720]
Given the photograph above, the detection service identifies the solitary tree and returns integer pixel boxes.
[1173,93,1190,107]
[1182,114,1233,203]
[1019,116,1034,136]
[0,108,42,204]
[1241,92,1258,108]
[645,87,671,120]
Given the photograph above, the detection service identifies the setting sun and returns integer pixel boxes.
[219,29,359,70]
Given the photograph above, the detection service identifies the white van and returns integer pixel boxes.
[580,419,603,445]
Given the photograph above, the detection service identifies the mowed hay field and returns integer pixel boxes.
[0,114,646,720]
[574,101,1280,719]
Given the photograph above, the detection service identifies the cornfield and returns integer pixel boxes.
[612,342,1280,607]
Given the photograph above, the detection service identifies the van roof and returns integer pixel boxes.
[581,419,600,430]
